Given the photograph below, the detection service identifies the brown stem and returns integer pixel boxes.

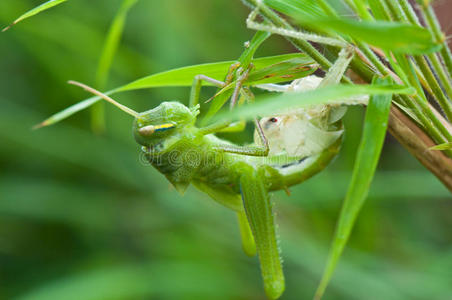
[388,105,452,193]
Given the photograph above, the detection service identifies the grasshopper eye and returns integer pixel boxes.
[262,117,279,130]
[138,123,176,136]
[139,125,156,136]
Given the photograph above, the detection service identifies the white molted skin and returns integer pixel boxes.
[255,75,368,157]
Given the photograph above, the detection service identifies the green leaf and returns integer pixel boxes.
[367,0,391,21]
[268,1,440,54]
[204,31,271,119]
[350,0,374,21]
[300,18,441,54]
[202,89,235,122]
[246,57,316,85]
[2,0,68,32]
[35,53,312,128]
[203,56,316,120]
[264,0,325,19]
[96,0,138,88]
[238,30,271,68]
[212,83,414,122]
[429,142,452,151]
[121,53,309,91]
[92,0,139,133]
[33,90,117,130]
[415,0,429,5]
[314,77,393,300]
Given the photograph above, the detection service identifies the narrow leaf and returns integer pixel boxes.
[238,31,271,68]
[96,0,138,88]
[35,54,312,128]
[203,57,316,120]
[299,18,441,54]
[246,57,316,84]
[204,31,271,119]
[92,0,139,133]
[120,53,309,91]
[429,142,452,151]
[367,0,391,21]
[203,89,235,121]
[212,83,414,122]
[2,0,68,32]
[314,77,393,300]
[34,90,119,129]
[264,0,325,19]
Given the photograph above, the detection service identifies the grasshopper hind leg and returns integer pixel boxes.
[240,165,285,299]
[237,210,257,257]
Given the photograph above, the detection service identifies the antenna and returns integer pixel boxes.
[68,80,139,117]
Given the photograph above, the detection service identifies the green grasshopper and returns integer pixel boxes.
[63,44,356,299]
[40,2,362,295]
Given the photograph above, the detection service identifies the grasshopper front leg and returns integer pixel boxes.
[212,118,269,156]
[189,74,225,108]
[189,70,248,134]
[213,142,269,156]
[240,164,284,299]
[189,62,245,109]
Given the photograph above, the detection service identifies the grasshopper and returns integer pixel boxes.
[40,2,364,296]
[63,43,357,299]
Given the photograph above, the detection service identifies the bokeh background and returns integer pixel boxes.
[0,1,451,299]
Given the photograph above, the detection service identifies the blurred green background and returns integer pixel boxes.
[0,1,451,299]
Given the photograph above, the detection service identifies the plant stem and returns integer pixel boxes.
[384,0,452,122]
[317,0,336,17]
[422,4,452,78]
[319,0,390,77]
[413,55,452,121]
[401,94,451,147]
[242,0,332,70]
[372,0,394,20]
[388,104,452,193]
[399,0,452,114]
[347,0,450,143]
[351,0,373,21]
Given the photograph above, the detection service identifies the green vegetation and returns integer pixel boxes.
[0,0,451,299]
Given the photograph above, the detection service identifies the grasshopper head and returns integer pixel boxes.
[65,82,200,152]
[133,101,199,149]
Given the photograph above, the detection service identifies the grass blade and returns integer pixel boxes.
[34,90,118,129]
[203,31,271,119]
[120,53,309,91]
[96,0,138,88]
[35,54,312,128]
[203,56,316,120]
[314,77,393,300]
[264,0,324,18]
[246,57,316,84]
[200,56,317,121]
[429,143,452,151]
[237,30,271,68]
[92,0,139,133]
[261,0,439,54]
[2,0,67,32]
[212,83,414,122]
[301,18,441,54]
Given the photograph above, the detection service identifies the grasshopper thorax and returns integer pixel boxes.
[133,101,199,149]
